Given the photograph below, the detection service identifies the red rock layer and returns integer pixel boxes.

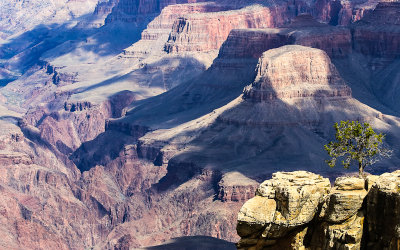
[121,0,378,58]
[217,177,259,202]
[122,2,225,57]
[141,3,228,42]
[164,5,291,53]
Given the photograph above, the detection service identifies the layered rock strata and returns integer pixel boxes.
[164,4,290,53]
[243,45,351,102]
[237,170,400,249]
[123,2,226,57]
[162,0,385,54]
[121,0,370,58]
[217,172,259,202]
[217,14,352,62]
[352,2,400,66]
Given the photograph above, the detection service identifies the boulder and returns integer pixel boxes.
[237,171,330,248]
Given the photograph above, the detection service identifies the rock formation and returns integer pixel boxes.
[1,0,400,249]
[237,170,400,250]
[121,0,373,58]
[122,2,227,57]
[217,172,259,202]
[217,14,352,62]
[243,45,352,102]
[164,4,290,53]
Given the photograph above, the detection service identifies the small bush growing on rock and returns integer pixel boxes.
[324,120,392,177]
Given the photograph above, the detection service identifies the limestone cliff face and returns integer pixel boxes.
[237,170,400,249]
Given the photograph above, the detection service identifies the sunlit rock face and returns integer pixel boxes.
[163,4,290,53]
[237,170,400,250]
[243,45,352,102]
[216,14,352,67]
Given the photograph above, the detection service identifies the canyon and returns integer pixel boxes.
[0,0,399,249]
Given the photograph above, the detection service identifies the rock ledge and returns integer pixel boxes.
[237,170,400,249]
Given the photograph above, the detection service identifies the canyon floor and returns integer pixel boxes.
[0,0,400,249]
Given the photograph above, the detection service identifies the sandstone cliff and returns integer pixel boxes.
[237,170,400,249]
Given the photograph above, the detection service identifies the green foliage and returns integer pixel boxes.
[324,120,392,177]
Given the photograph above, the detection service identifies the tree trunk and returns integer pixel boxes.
[358,162,363,178]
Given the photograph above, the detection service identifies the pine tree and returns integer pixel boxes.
[324,120,392,177]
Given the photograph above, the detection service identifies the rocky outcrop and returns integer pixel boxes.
[217,172,259,202]
[0,152,33,165]
[243,45,352,102]
[333,0,380,26]
[106,120,149,137]
[122,2,224,57]
[51,71,78,86]
[2,1,400,249]
[236,170,400,250]
[45,64,78,86]
[237,171,330,246]
[121,0,368,58]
